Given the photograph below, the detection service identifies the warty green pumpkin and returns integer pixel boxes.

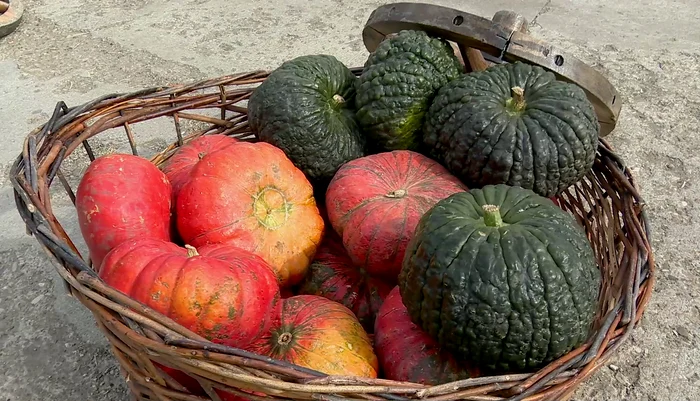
[423,61,600,197]
[398,184,601,373]
[248,54,365,187]
[355,30,463,152]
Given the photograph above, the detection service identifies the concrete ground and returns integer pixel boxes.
[1,0,699,400]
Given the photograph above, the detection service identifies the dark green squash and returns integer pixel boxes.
[398,184,601,373]
[423,61,600,197]
[355,30,463,152]
[248,54,365,186]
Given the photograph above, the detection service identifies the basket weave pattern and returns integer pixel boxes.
[11,70,655,401]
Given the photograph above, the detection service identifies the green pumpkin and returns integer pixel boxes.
[248,54,365,186]
[355,30,463,152]
[398,184,601,373]
[423,61,600,197]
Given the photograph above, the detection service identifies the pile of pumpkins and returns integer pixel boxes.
[75,29,602,398]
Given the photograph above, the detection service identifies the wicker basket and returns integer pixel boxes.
[10,67,655,401]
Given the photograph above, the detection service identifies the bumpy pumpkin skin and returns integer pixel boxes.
[297,230,393,333]
[375,287,479,385]
[76,154,172,268]
[355,30,463,152]
[247,295,379,378]
[399,184,601,373]
[99,238,281,348]
[176,141,325,288]
[325,150,466,281]
[248,55,366,186]
[423,61,600,197]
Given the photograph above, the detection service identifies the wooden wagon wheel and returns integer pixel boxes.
[362,2,621,137]
[0,0,23,38]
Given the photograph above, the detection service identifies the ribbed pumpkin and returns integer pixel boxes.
[99,238,281,348]
[176,141,325,287]
[161,134,239,203]
[325,150,466,281]
[355,30,463,151]
[297,230,393,333]
[423,61,600,197]
[161,134,239,244]
[399,184,601,372]
[374,287,479,384]
[247,295,379,378]
[248,54,366,186]
[76,154,172,268]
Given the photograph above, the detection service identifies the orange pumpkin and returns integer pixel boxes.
[99,238,281,348]
[247,295,379,378]
[176,141,324,287]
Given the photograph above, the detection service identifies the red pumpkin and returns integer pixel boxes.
[161,134,239,203]
[374,287,479,384]
[99,238,281,348]
[247,295,379,378]
[325,150,466,281]
[298,230,392,333]
[176,141,324,288]
[76,153,172,268]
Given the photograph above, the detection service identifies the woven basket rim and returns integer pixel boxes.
[9,68,656,401]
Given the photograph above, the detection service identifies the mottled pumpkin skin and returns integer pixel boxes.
[99,238,281,348]
[298,230,393,333]
[399,184,601,373]
[325,150,466,281]
[247,295,379,378]
[423,61,600,197]
[76,154,172,268]
[355,30,463,151]
[374,287,479,385]
[176,141,325,287]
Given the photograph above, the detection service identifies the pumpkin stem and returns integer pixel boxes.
[482,205,504,227]
[332,94,346,106]
[385,189,407,198]
[185,245,200,257]
[508,86,527,112]
[278,332,293,346]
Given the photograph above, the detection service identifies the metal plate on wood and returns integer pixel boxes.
[0,0,24,38]
[362,2,621,136]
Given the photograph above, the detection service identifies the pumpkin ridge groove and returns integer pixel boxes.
[436,221,482,349]
[522,227,558,365]
[167,253,191,319]
[495,227,516,368]
[465,108,505,183]
[339,197,387,243]
[157,253,185,314]
[362,199,404,269]
[527,109,576,184]
[186,215,248,244]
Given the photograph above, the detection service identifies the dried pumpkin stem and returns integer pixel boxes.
[509,86,527,111]
[278,332,293,345]
[482,204,504,227]
[332,94,345,106]
[385,189,407,198]
[185,245,199,257]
